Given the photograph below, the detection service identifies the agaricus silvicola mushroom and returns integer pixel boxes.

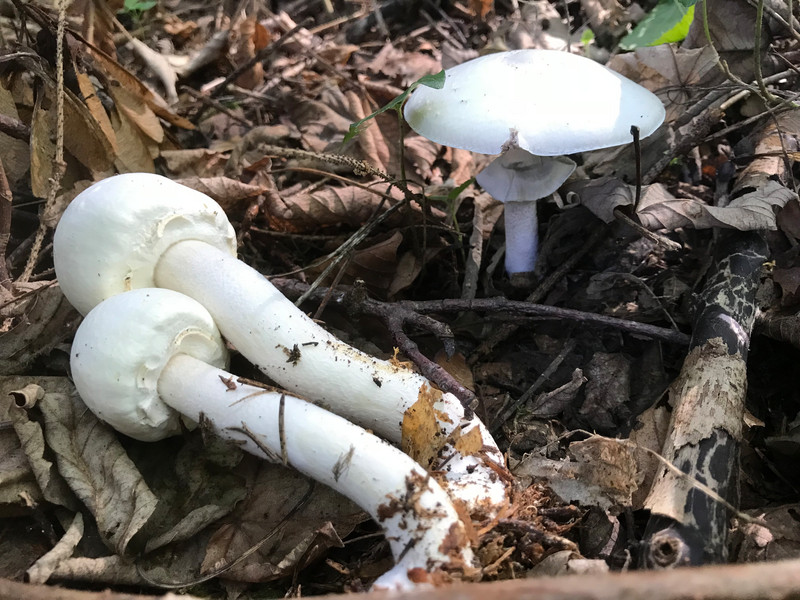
[70,287,475,590]
[403,49,666,275]
[53,173,508,517]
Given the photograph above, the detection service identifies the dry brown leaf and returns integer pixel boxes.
[75,71,118,156]
[29,88,56,199]
[629,405,671,510]
[265,183,405,233]
[736,505,800,561]
[607,45,718,123]
[176,176,267,212]
[109,80,164,143]
[0,84,30,186]
[230,17,269,90]
[109,98,157,173]
[514,436,640,510]
[38,390,158,555]
[200,459,363,582]
[163,14,199,41]
[366,43,443,86]
[683,0,763,80]
[84,35,194,130]
[29,81,115,196]
[777,198,800,240]
[469,0,494,19]
[773,267,800,305]
[161,149,230,178]
[70,0,118,56]
[0,283,77,374]
[387,244,442,298]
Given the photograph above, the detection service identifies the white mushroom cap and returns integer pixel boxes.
[403,49,666,156]
[70,288,229,441]
[54,173,237,316]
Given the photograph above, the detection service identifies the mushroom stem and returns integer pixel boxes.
[159,355,474,590]
[155,239,507,515]
[501,201,539,275]
[70,289,474,590]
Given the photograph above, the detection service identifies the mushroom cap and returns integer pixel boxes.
[70,288,229,441]
[403,49,666,156]
[54,173,237,316]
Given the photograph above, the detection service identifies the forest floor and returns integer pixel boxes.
[1,0,799,598]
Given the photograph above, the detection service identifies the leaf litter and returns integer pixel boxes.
[1,0,800,596]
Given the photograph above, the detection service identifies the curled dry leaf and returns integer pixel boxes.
[571,177,794,231]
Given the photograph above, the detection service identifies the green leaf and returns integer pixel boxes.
[580,28,595,45]
[123,0,156,13]
[619,0,694,50]
[343,70,445,145]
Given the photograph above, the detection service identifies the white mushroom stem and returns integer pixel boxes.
[155,240,506,514]
[53,174,509,518]
[70,289,474,591]
[501,202,539,275]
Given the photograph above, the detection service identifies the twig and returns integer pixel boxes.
[180,85,253,127]
[0,113,30,141]
[271,278,691,407]
[0,157,12,288]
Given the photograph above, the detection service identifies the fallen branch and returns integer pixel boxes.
[641,108,800,566]
[3,558,800,600]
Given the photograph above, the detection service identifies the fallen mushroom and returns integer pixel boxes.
[403,49,666,277]
[70,287,475,590]
[53,173,508,517]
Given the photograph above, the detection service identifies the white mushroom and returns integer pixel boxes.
[53,173,509,518]
[403,49,666,276]
[70,288,475,590]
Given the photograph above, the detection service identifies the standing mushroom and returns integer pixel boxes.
[70,287,475,590]
[403,49,666,278]
[53,173,508,517]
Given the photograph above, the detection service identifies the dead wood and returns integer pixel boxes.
[2,558,800,600]
[641,109,800,567]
